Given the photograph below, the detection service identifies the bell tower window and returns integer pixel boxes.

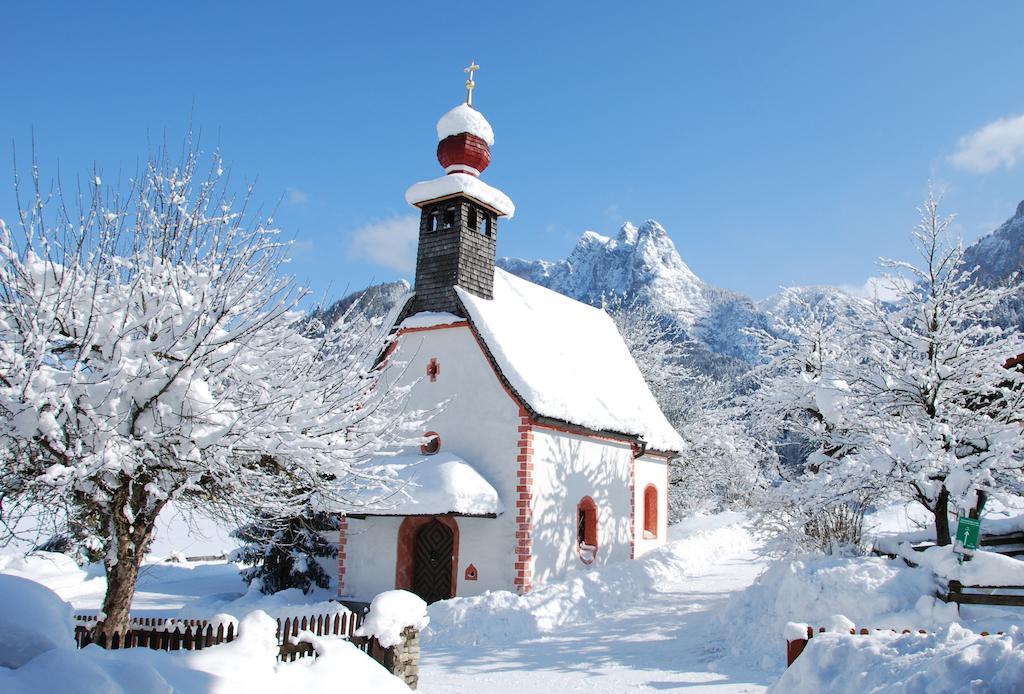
[483,215,492,237]
[467,207,478,233]
[429,209,440,232]
[443,206,456,229]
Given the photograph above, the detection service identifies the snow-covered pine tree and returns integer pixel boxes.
[0,140,427,640]
[232,508,339,594]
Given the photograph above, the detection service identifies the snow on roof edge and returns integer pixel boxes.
[405,173,515,218]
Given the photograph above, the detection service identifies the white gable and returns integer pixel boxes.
[454,268,684,452]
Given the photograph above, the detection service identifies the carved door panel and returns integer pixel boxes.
[413,519,454,604]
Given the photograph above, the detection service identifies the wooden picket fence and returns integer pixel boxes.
[785,625,1008,667]
[73,610,368,661]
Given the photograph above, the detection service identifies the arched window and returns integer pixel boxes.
[643,485,658,539]
[420,431,440,455]
[576,496,598,564]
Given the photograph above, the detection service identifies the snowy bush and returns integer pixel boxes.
[771,624,1024,693]
[231,510,338,595]
[719,554,941,671]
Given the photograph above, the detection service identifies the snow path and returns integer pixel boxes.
[419,546,772,693]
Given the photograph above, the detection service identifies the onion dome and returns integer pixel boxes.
[436,103,494,176]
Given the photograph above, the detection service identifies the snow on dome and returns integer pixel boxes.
[437,103,495,146]
[405,173,515,218]
[456,269,684,452]
[345,451,504,516]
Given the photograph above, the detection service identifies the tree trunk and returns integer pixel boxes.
[934,485,952,546]
[98,550,141,644]
[96,479,164,644]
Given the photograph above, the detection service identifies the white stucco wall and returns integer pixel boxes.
[343,514,517,601]
[529,427,634,585]
[339,324,522,599]
[632,454,670,557]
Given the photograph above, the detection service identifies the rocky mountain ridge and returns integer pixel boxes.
[325,199,1024,377]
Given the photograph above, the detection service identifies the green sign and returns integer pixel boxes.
[955,516,981,552]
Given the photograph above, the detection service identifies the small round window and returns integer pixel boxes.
[420,431,441,455]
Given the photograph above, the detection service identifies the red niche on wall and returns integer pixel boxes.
[437,133,491,175]
[643,484,658,538]
[576,496,599,565]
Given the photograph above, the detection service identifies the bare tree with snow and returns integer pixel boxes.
[843,191,1024,545]
[748,191,1024,550]
[0,141,426,639]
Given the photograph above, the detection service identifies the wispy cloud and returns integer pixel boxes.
[949,114,1024,174]
[286,188,310,206]
[347,215,419,273]
[838,275,904,302]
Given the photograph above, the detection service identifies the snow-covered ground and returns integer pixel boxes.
[4,508,1024,692]
[419,513,772,693]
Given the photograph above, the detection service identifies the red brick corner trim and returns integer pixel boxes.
[337,514,348,596]
[514,407,534,594]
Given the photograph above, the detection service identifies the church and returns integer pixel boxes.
[336,66,683,604]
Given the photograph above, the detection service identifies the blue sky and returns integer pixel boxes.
[3,2,1024,301]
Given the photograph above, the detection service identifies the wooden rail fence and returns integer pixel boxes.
[73,610,368,661]
[939,580,1024,608]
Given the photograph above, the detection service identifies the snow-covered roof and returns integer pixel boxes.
[346,452,504,516]
[437,103,495,146]
[455,269,684,452]
[405,173,515,219]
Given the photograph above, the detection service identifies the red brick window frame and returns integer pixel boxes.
[643,484,658,539]
[421,431,441,455]
[576,496,598,565]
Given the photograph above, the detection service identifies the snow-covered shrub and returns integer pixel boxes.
[720,554,942,671]
[800,502,867,555]
[0,574,75,669]
[770,624,1024,693]
[232,510,338,595]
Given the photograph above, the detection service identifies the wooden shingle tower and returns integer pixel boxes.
[403,63,515,317]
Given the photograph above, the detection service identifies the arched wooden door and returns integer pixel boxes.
[413,519,455,604]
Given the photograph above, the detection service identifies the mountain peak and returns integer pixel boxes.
[499,219,710,326]
[637,219,668,238]
[1016,199,1024,219]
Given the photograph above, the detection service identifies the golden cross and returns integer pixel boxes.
[464,61,480,105]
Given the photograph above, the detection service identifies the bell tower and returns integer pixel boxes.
[403,63,515,317]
